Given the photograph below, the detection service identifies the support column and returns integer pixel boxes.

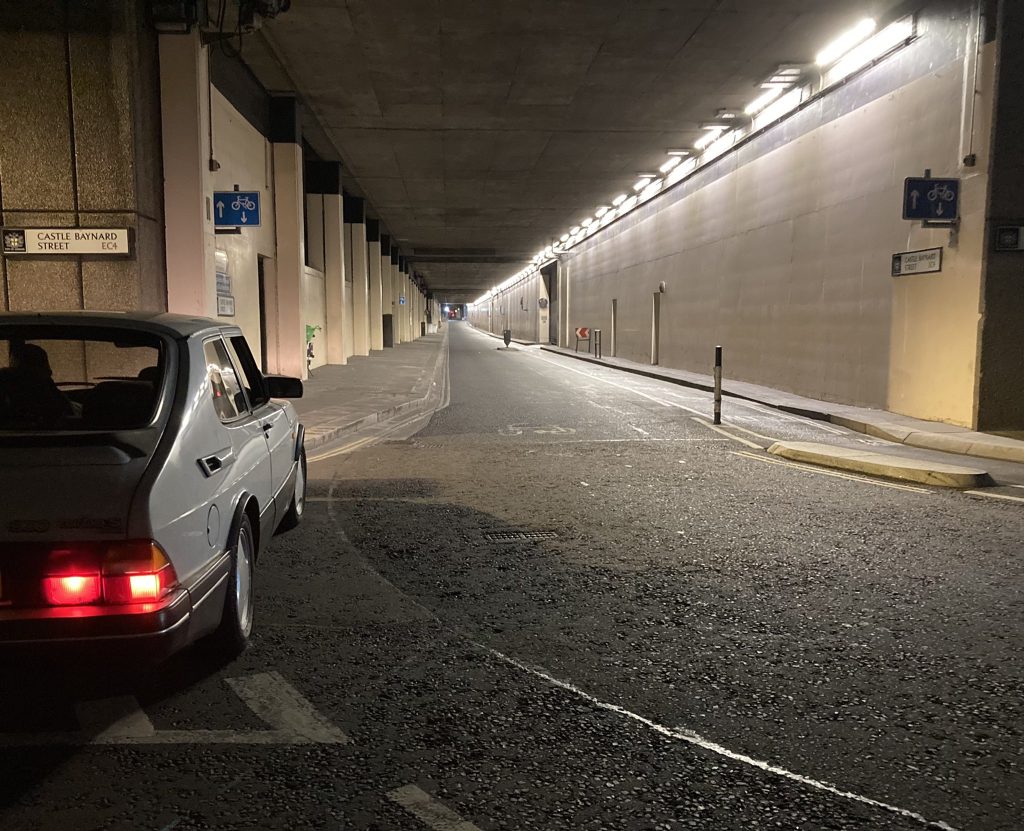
[309,162,346,365]
[345,196,369,356]
[390,249,404,344]
[976,0,1024,430]
[270,95,306,379]
[368,221,385,349]
[159,31,214,317]
[380,234,394,345]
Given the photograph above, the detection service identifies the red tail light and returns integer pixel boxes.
[42,574,102,605]
[39,541,177,607]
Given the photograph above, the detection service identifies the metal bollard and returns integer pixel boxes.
[713,345,723,425]
[594,329,602,359]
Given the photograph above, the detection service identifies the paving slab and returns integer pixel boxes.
[767,441,993,489]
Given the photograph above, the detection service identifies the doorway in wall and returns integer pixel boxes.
[257,256,269,371]
[611,298,618,357]
[651,292,661,365]
[541,263,558,345]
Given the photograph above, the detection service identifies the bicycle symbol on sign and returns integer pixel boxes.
[927,184,956,203]
[231,195,257,211]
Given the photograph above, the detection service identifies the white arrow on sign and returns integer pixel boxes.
[910,191,920,210]
[241,211,247,223]
[216,200,225,219]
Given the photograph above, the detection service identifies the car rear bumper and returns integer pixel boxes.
[0,589,192,664]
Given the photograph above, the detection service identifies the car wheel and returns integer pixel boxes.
[277,447,306,532]
[207,511,255,658]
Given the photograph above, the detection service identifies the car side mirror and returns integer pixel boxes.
[266,375,303,399]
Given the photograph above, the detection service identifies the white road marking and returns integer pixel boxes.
[580,481,590,487]
[478,645,958,831]
[226,671,350,743]
[0,672,347,746]
[964,489,1024,504]
[387,785,482,831]
[1009,484,1024,490]
[629,424,650,436]
[76,696,156,743]
[731,450,930,494]
[691,417,763,449]
[308,435,377,463]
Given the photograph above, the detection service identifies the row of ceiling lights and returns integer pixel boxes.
[473,14,915,307]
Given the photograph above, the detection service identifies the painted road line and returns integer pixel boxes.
[731,398,847,434]
[964,489,1024,504]
[226,671,350,744]
[478,645,958,831]
[630,424,651,436]
[691,417,763,450]
[308,435,377,463]
[0,673,348,746]
[387,785,482,831]
[720,421,778,443]
[76,696,156,743]
[731,450,930,494]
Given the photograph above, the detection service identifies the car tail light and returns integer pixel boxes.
[42,574,102,605]
[40,540,178,607]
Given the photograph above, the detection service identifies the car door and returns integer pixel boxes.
[202,337,275,543]
[223,333,294,527]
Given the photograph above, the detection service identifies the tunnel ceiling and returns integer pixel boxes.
[241,0,906,302]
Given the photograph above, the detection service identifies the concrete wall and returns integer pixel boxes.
[0,0,165,313]
[473,2,995,427]
[210,88,277,360]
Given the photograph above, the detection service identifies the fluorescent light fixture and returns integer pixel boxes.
[744,86,785,115]
[694,126,726,151]
[703,130,737,160]
[619,194,638,213]
[633,176,654,191]
[581,217,594,227]
[752,86,804,131]
[638,178,663,200]
[594,206,610,218]
[824,17,914,85]
[659,156,682,174]
[611,193,628,206]
[560,232,569,241]
[816,18,876,66]
[569,225,580,235]
[665,156,697,185]
[761,65,804,88]
[666,149,691,157]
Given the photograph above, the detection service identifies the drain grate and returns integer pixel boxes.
[483,530,559,543]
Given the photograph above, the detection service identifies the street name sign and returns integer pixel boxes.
[214,191,261,227]
[902,177,959,221]
[2,228,130,255]
[892,247,943,277]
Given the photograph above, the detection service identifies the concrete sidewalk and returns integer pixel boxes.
[293,329,448,451]
[534,343,1024,465]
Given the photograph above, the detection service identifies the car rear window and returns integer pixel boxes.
[0,325,164,432]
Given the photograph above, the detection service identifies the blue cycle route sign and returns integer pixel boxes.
[214,191,261,227]
[902,178,959,222]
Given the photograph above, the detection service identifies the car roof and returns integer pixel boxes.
[0,311,236,339]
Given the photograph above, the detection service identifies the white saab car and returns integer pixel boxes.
[0,312,306,663]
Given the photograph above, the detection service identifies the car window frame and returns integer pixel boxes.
[223,332,270,412]
[202,335,252,425]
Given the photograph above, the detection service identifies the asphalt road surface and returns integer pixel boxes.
[2,321,1021,830]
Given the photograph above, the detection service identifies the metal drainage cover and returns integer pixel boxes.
[483,530,559,543]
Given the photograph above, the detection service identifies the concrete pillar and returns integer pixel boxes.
[344,196,369,356]
[308,162,346,365]
[368,221,385,349]
[380,234,394,345]
[159,31,214,317]
[270,95,305,379]
[976,0,1024,430]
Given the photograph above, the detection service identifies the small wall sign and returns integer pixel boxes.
[892,247,943,277]
[2,228,130,255]
[216,295,236,317]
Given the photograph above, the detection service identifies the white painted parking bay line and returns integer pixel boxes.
[227,671,350,744]
[964,489,1024,504]
[479,645,958,831]
[76,696,156,743]
[387,785,482,831]
[691,417,762,449]
[0,672,348,746]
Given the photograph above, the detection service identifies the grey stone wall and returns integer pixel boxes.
[0,0,165,313]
